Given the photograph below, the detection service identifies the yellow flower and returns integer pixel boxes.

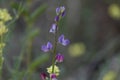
[0,21,8,36]
[47,65,60,76]
[68,42,86,57]
[0,43,5,49]
[0,8,12,22]
[103,71,116,80]
[108,4,120,19]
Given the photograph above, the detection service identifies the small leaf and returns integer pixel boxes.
[29,4,47,22]
[0,57,4,70]
[27,28,40,40]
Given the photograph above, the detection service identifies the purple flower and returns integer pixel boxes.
[49,24,57,33]
[61,11,66,17]
[58,34,70,46]
[41,42,53,52]
[56,6,65,15]
[56,7,61,15]
[40,73,47,80]
[50,74,57,80]
[60,6,65,13]
[56,53,64,63]
[54,16,59,22]
[60,6,66,17]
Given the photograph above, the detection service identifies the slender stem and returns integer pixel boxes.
[51,23,58,74]
[51,0,61,73]
[26,40,32,80]
[26,41,32,67]
[50,1,61,79]
[50,26,58,80]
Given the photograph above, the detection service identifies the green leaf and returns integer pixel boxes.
[29,4,48,23]
[27,28,40,40]
[11,1,28,18]
[0,57,4,70]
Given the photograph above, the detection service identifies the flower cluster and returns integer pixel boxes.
[0,9,12,22]
[0,22,8,36]
[47,65,60,76]
[0,8,12,69]
[41,6,70,80]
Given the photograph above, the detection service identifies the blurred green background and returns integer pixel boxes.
[0,0,120,80]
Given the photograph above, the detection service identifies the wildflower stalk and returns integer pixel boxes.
[51,2,61,72]
[41,2,70,80]
[51,22,58,74]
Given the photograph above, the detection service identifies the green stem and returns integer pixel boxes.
[51,23,58,76]
[26,41,32,67]
[26,41,32,80]
[50,1,61,79]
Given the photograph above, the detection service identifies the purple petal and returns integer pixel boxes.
[56,7,60,15]
[58,35,64,43]
[51,73,56,79]
[41,42,53,52]
[50,74,57,80]
[62,39,70,46]
[54,16,59,22]
[49,24,57,33]
[47,42,53,50]
[61,11,66,17]
[56,53,64,62]
[40,73,47,80]
[41,45,49,52]
[60,6,65,13]
[58,35,70,46]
